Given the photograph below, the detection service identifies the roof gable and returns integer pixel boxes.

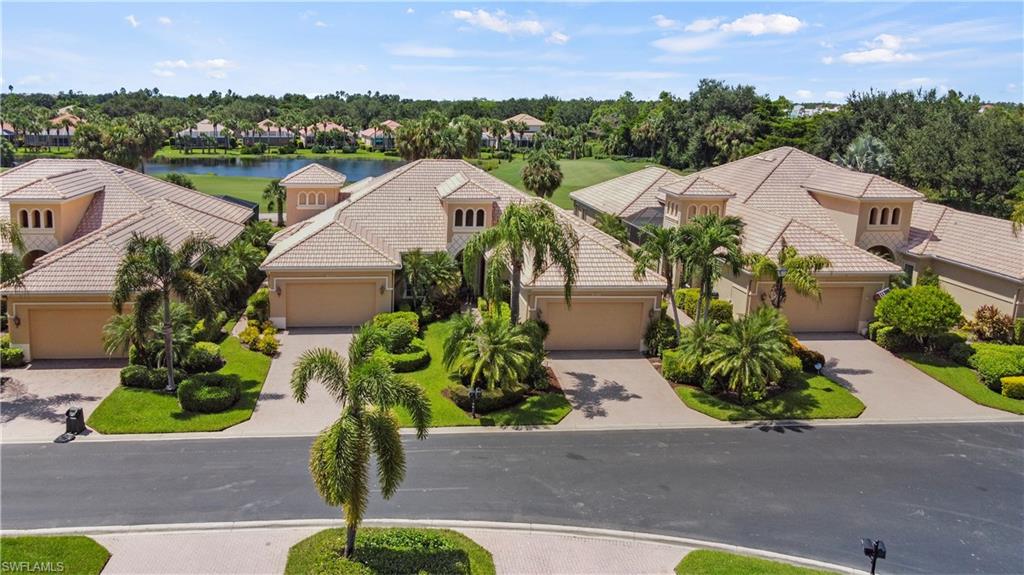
[280,163,347,186]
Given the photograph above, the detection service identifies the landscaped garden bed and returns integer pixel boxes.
[0,536,110,575]
[675,550,834,575]
[285,527,495,575]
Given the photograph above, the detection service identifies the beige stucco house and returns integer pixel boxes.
[570,146,1024,333]
[280,163,349,225]
[0,159,254,361]
[262,160,665,351]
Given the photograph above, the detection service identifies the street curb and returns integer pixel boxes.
[0,518,867,574]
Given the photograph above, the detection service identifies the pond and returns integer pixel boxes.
[143,157,408,181]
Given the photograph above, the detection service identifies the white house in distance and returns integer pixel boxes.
[483,113,546,148]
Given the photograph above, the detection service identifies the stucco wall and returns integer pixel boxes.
[902,255,1024,318]
[284,185,344,225]
[266,269,395,328]
[7,294,125,361]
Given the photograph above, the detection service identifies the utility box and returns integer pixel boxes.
[65,407,86,434]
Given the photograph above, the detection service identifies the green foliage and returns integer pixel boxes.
[521,148,563,198]
[916,267,940,286]
[703,306,792,403]
[643,311,678,357]
[373,311,420,334]
[245,288,270,323]
[874,286,962,342]
[445,315,535,390]
[929,331,966,354]
[239,325,260,346]
[0,137,15,167]
[662,348,701,385]
[968,343,1024,390]
[385,319,417,353]
[876,325,915,352]
[120,365,161,389]
[0,536,110,575]
[904,352,1024,415]
[779,354,804,387]
[1,346,25,367]
[254,332,280,356]
[182,341,224,373]
[160,172,196,189]
[832,133,891,174]
[177,373,242,413]
[192,311,228,343]
[966,305,1015,343]
[1016,318,1024,345]
[1001,376,1024,399]
[948,341,976,365]
[376,338,431,373]
[867,320,885,341]
[0,334,9,348]
[447,384,527,414]
[788,337,826,372]
[675,549,832,575]
[674,288,734,323]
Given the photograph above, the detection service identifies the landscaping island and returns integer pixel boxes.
[675,550,834,575]
[0,536,110,575]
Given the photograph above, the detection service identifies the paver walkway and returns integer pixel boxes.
[548,351,722,428]
[799,333,1014,421]
[1,359,122,442]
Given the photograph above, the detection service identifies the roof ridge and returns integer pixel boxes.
[330,160,422,218]
[99,160,151,208]
[861,174,875,198]
[740,147,795,205]
[618,168,676,216]
[261,218,341,266]
[916,204,949,255]
[335,217,401,264]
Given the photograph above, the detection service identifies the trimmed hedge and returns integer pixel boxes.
[1015,318,1024,345]
[177,373,242,413]
[1001,377,1024,399]
[867,321,885,341]
[948,341,975,365]
[373,311,419,334]
[385,320,417,353]
[929,331,966,354]
[2,346,25,368]
[674,288,733,323]
[662,348,700,385]
[447,384,526,414]
[780,354,803,386]
[182,341,224,373]
[968,344,1024,390]
[789,337,825,372]
[245,288,270,323]
[378,338,431,373]
[120,365,183,389]
[876,326,914,352]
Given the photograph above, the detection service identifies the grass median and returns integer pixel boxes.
[0,536,110,575]
[674,374,865,421]
[903,352,1024,415]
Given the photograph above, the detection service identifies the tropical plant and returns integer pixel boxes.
[521,149,563,199]
[1012,200,1023,236]
[0,220,26,288]
[262,179,286,226]
[442,313,535,390]
[675,214,745,322]
[832,133,892,175]
[703,306,791,403]
[674,317,719,383]
[111,234,215,392]
[746,240,831,308]
[594,213,629,248]
[633,224,679,336]
[463,202,578,323]
[874,286,962,345]
[160,172,195,190]
[102,303,194,365]
[289,326,430,558]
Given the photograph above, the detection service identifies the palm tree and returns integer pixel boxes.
[463,202,578,324]
[0,220,26,288]
[633,224,680,336]
[401,249,429,312]
[111,234,215,392]
[442,314,534,390]
[1011,200,1023,236]
[594,213,629,248]
[675,214,745,322]
[746,240,831,308]
[262,179,286,226]
[832,133,892,175]
[521,149,563,199]
[290,327,430,559]
[102,304,195,365]
[675,317,718,383]
[703,306,790,404]
[483,118,506,160]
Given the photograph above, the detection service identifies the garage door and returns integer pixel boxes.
[782,287,863,332]
[542,300,645,351]
[30,307,112,359]
[286,281,378,327]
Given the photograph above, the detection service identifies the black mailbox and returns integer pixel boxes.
[65,407,86,434]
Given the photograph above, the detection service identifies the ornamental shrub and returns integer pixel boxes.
[947,342,976,365]
[916,267,940,287]
[0,333,10,348]
[1001,377,1024,400]
[120,365,155,388]
[447,384,526,413]
[182,341,223,373]
[192,311,228,343]
[867,321,885,341]
[255,334,280,356]
[277,142,297,155]
[373,311,419,334]
[968,305,1015,343]
[876,326,914,352]
[385,320,417,354]
[874,286,962,344]
[779,354,804,387]
[177,373,241,413]
[662,348,700,384]
[345,528,471,575]
[674,288,733,323]
[929,332,966,354]
[377,339,430,373]
[1,346,25,368]
[1015,319,1024,345]
[643,312,678,357]
[239,325,260,347]
[789,337,826,372]
[245,288,270,323]
[969,344,1024,390]
[152,367,184,387]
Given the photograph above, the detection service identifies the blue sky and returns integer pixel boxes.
[3,2,1021,102]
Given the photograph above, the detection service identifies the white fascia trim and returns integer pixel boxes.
[261,265,401,272]
[270,274,395,291]
[901,253,1024,285]
[803,186,921,202]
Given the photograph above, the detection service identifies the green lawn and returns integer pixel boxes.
[0,536,110,575]
[675,374,865,421]
[185,173,274,208]
[87,335,272,433]
[398,319,572,428]
[153,145,395,161]
[903,352,1024,415]
[676,550,834,575]
[285,527,495,575]
[489,157,657,209]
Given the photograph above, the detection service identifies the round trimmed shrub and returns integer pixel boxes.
[1,346,25,368]
[789,337,826,372]
[120,365,161,389]
[378,338,430,373]
[929,332,966,354]
[182,341,223,373]
[1001,377,1024,400]
[948,341,975,365]
[177,373,241,413]
[385,320,417,353]
[874,286,961,342]
[373,311,419,334]
[447,384,526,413]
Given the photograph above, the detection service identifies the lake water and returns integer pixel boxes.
[144,157,408,181]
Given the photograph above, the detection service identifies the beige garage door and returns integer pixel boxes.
[782,287,863,332]
[542,300,645,351]
[286,281,377,327]
[30,307,112,359]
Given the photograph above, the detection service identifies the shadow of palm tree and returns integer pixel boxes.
[562,371,641,419]
[0,390,102,423]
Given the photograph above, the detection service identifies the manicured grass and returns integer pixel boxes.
[285,527,495,575]
[903,352,1024,415]
[153,145,395,161]
[185,173,274,208]
[675,374,865,421]
[675,550,833,575]
[87,335,272,433]
[397,319,571,428]
[0,536,110,575]
[489,157,657,209]
[14,148,76,159]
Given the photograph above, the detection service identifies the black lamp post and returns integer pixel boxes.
[468,387,484,419]
[770,266,788,308]
[862,538,886,574]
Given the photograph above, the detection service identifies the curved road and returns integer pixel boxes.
[3,423,1022,574]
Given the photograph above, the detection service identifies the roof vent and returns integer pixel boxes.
[114,168,124,174]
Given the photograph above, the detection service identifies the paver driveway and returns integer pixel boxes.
[226,328,352,436]
[547,351,721,428]
[799,333,1013,421]
[1,359,122,442]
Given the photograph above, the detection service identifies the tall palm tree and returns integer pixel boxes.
[676,214,745,322]
[746,240,831,308]
[442,314,534,390]
[463,202,578,324]
[703,306,790,404]
[633,224,680,336]
[401,249,429,312]
[112,234,215,392]
[290,327,430,559]
[521,149,563,199]
[1012,200,1023,236]
[262,179,286,226]
[0,220,26,288]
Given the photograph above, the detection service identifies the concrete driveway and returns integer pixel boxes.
[1,359,123,442]
[798,333,1012,421]
[547,351,721,428]
[226,328,352,436]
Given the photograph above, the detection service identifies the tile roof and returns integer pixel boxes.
[569,166,681,221]
[1,159,253,294]
[802,167,923,199]
[359,120,401,137]
[660,174,735,198]
[505,113,545,127]
[907,202,1024,280]
[0,168,104,201]
[280,163,347,186]
[436,173,499,201]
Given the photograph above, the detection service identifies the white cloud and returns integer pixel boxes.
[825,90,847,101]
[452,9,544,36]
[720,13,804,36]
[125,15,139,28]
[821,56,834,65]
[151,69,175,78]
[158,16,172,26]
[546,31,570,45]
[1009,83,1019,93]
[684,18,721,33]
[840,34,918,64]
[794,89,814,99]
[314,20,328,28]
[652,33,724,53]
[652,15,679,30]
[155,59,189,69]
[819,40,833,49]
[16,74,45,86]
[406,8,415,14]
[154,58,236,78]
[206,70,227,79]
[898,77,934,87]
[389,44,459,58]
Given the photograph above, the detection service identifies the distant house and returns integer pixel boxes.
[176,119,232,145]
[483,113,546,147]
[789,105,841,119]
[302,121,350,145]
[254,119,296,146]
[7,111,86,148]
[358,120,401,150]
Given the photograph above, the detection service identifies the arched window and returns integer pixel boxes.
[699,205,708,216]
[45,210,53,228]
[891,207,901,225]
[454,209,463,227]
[869,207,878,225]
[880,207,890,225]
[711,205,721,216]
[297,192,307,206]
[687,205,697,220]
[318,193,326,205]
[32,210,41,228]
[476,209,485,227]
[19,209,28,228]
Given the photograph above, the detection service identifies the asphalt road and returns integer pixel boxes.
[3,423,1022,574]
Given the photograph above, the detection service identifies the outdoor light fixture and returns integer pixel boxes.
[771,266,788,308]
[12,315,20,327]
[468,387,484,419]
[275,285,282,296]
[862,538,886,574]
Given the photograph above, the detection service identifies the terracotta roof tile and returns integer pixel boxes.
[907,202,1024,280]
[280,163,347,186]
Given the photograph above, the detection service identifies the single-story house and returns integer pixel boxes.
[262,159,665,351]
[1,159,254,361]
[302,122,350,145]
[176,119,233,145]
[570,146,1023,332]
[358,120,401,150]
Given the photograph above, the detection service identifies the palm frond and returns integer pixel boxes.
[365,408,406,498]
[291,347,349,404]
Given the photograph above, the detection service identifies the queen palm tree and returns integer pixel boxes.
[463,202,578,324]
[746,240,831,308]
[1011,200,1023,236]
[703,306,790,404]
[442,314,534,390]
[112,234,215,392]
[0,220,26,288]
[400,249,429,312]
[290,327,430,559]
[521,149,562,199]
[633,224,680,336]
[676,214,745,322]
[262,179,286,226]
